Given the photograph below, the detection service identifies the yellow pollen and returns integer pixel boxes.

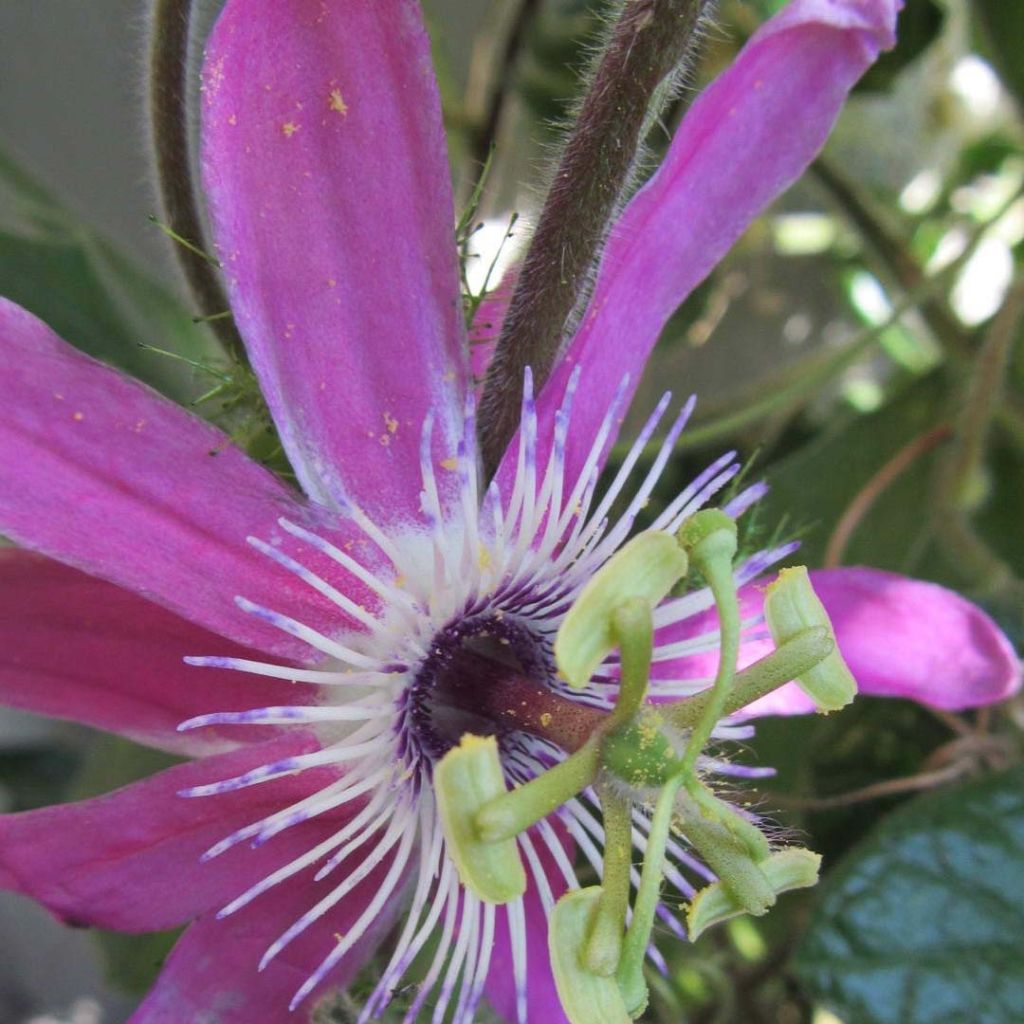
[73,411,85,421]
[383,411,399,435]
[440,457,458,471]
[281,121,300,137]
[540,712,553,727]
[478,545,492,571]
[329,89,349,115]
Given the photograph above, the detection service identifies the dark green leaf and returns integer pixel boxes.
[0,148,221,404]
[856,0,945,93]
[795,766,1024,1024]
[758,373,949,575]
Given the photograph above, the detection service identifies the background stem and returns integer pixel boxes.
[149,0,245,361]
[478,0,709,474]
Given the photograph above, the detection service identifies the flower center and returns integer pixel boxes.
[404,612,552,761]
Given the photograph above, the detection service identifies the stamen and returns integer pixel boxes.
[723,480,770,519]
[664,463,742,536]
[577,391,675,545]
[403,874,462,1022]
[180,736,387,798]
[178,702,390,731]
[233,597,383,668]
[650,450,738,533]
[249,764,394,848]
[277,517,420,616]
[552,373,631,547]
[182,656,399,685]
[363,806,447,1021]
[507,897,530,1024]
[530,365,581,564]
[245,535,380,631]
[436,892,478,1024]
[216,785,396,917]
[288,815,419,1010]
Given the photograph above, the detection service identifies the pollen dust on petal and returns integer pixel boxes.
[328,88,349,116]
[539,712,553,728]
[440,457,458,471]
[281,121,300,138]
[72,411,85,422]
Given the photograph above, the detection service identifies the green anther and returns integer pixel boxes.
[687,848,822,940]
[475,740,601,844]
[675,510,740,777]
[584,787,633,977]
[675,791,776,915]
[684,782,770,864]
[617,772,686,1018]
[555,531,687,690]
[434,734,526,904]
[602,711,680,789]
[665,626,835,729]
[764,567,857,713]
[550,887,633,1024]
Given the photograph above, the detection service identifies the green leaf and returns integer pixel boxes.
[0,147,221,404]
[794,766,1024,1024]
[758,374,949,574]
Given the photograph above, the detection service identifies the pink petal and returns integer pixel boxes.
[0,549,318,756]
[0,733,346,933]
[500,0,900,491]
[802,567,1021,711]
[201,0,467,521]
[470,270,518,393]
[0,299,384,662]
[651,567,1021,717]
[131,852,400,1024]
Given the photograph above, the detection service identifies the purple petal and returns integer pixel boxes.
[499,0,900,490]
[0,299,384,662]
[0,549,319,756]
[0,733,344,933]
[202,0,466,521]
[471,269,518,393]
[131,853,399,1024]
[806,567,1021,711]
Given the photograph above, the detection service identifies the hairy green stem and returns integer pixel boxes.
[617,772,685,1015]
[478,0,708,474]
[149,0,244,360]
